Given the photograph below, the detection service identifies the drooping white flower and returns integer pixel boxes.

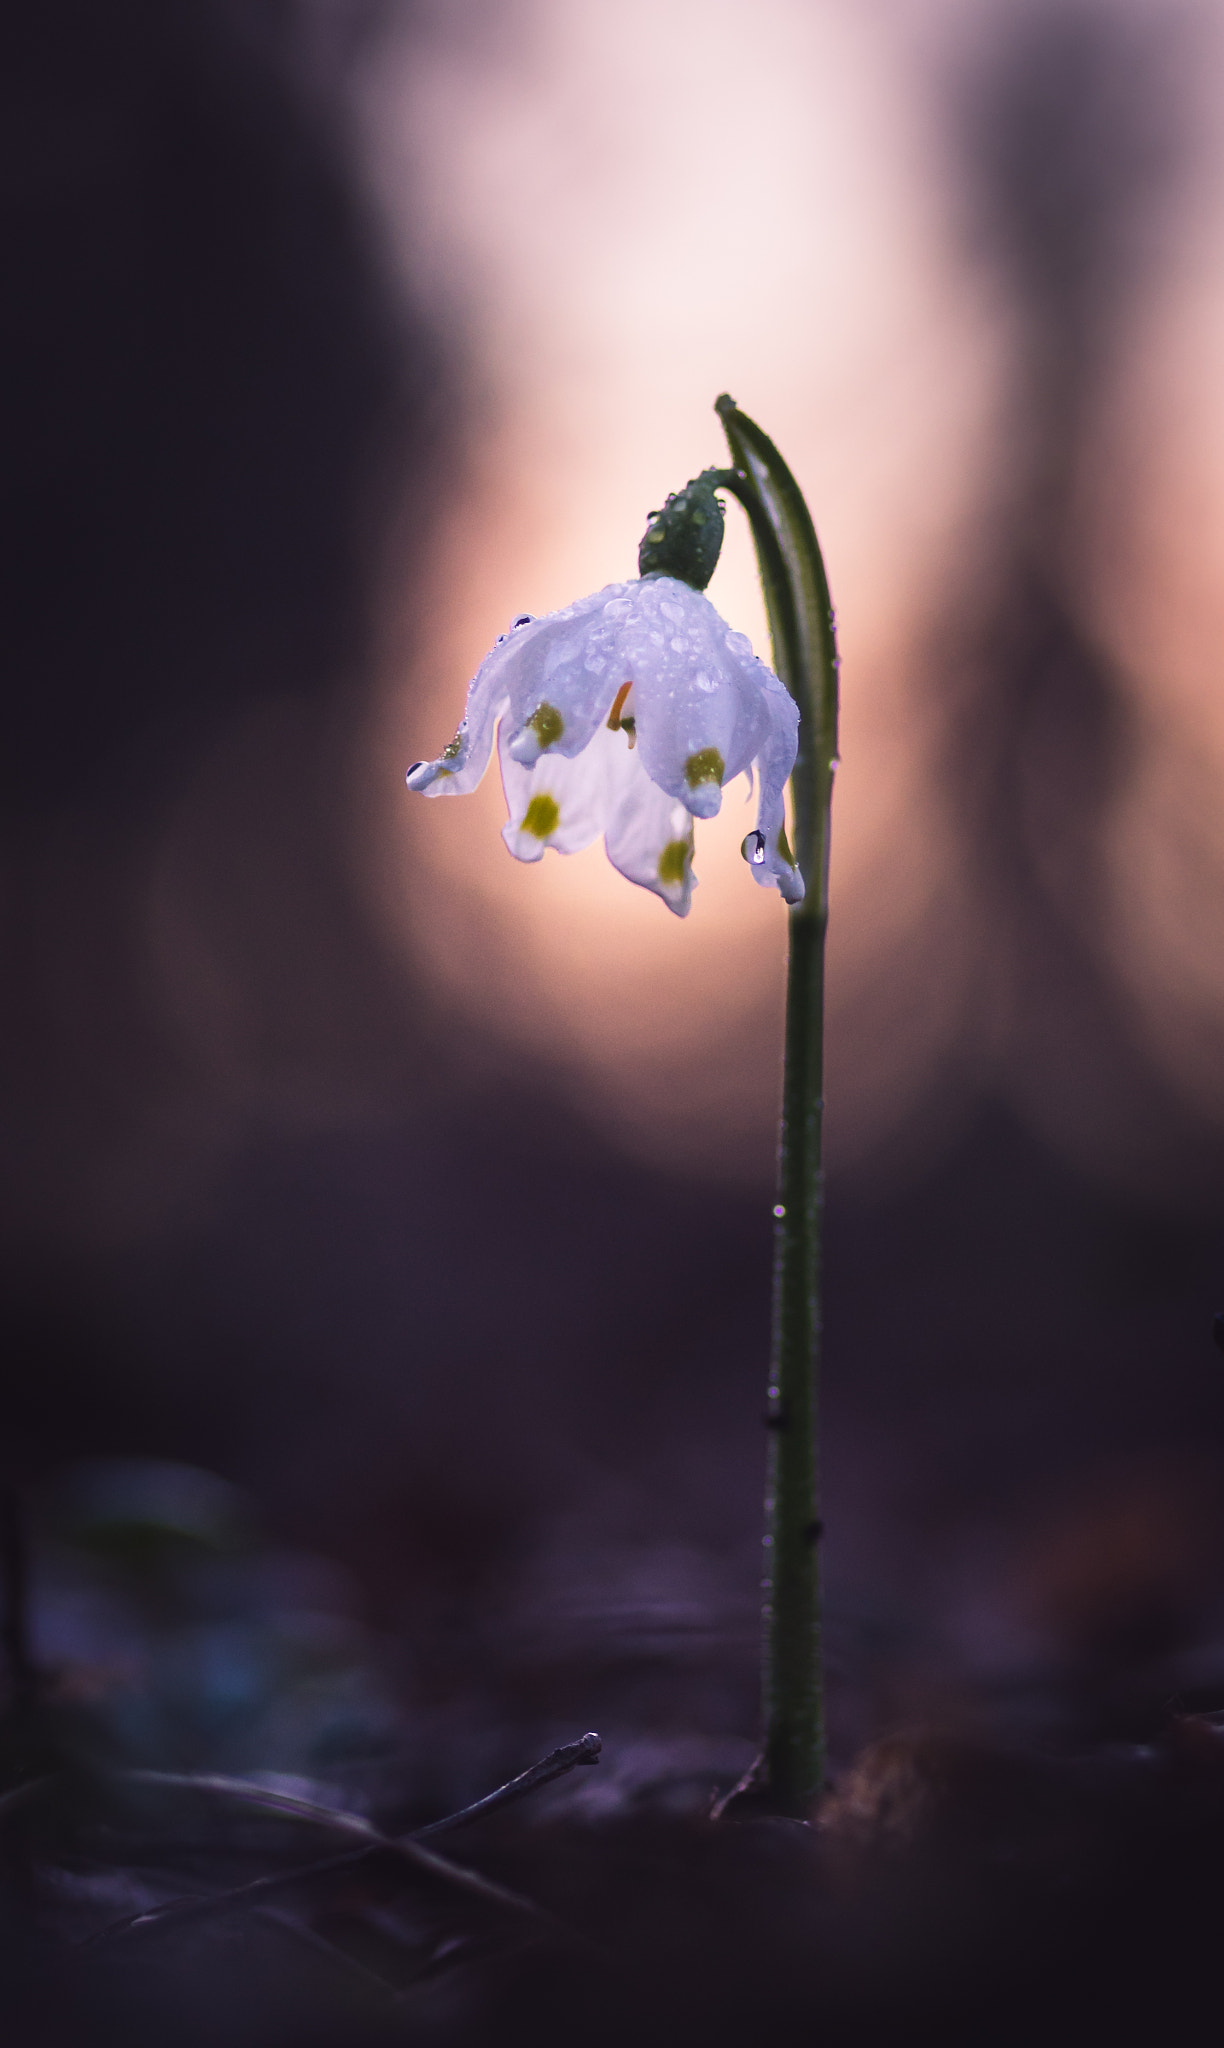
[406,574,803,917]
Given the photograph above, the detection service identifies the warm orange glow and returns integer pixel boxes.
[1081,64,1224,1136]
[338,0,1224,1187]
[352,0,1007,1180]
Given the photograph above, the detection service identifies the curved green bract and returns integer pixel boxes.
[715,395,838,921]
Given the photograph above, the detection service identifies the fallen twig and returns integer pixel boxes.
[84,1735,602,1947]
[413,1731,601,1839]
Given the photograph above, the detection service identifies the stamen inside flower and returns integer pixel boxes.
[521,793,560,839]
[527,702,565,750]
[606,681,632,729]
[606,681,637,748]
[685,746,725,789]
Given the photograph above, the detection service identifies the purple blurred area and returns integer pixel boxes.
[3,0,1224,1850]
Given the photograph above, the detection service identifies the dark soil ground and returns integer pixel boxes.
[5,1709,1224,2047]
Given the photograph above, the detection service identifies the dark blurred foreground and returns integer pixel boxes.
[5,0,1224,2039]
[6,1711,1224,2047]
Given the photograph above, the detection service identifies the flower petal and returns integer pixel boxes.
[405,612,535,796]
[499,721,617,862]
[620,578,784,822]
[744,688,805,905]
[501,583,637,766]
[407,584,636,796]
[603,749,697,917]
[407,568,803,913]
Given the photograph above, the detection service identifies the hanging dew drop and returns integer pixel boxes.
[741,830,767,866]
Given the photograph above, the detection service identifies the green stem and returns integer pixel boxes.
[715,396,839,1814]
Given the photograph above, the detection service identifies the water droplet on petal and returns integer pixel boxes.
[512,613,535,629]
[742,830,767,866]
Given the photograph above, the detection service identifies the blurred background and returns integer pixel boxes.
[5,0,1224,1795]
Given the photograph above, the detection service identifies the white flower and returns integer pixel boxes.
[406,575,803,917]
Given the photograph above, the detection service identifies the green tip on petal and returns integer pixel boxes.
[521,793,561,839]
[657,839,690,886]
[527,702,565,750]
[685,746,725,789]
